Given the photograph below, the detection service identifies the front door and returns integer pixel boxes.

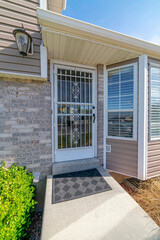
[54,64,97,162]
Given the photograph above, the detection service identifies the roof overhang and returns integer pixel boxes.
[37,8,160,66]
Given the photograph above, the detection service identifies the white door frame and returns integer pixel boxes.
[50,60,97,163]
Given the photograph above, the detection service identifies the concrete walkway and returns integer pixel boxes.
[41,167,160,240]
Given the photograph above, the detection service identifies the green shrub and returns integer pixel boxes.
[0,163,37,240]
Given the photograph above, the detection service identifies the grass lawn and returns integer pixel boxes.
[121,177,160,227]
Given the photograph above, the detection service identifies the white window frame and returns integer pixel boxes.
[106,63,137,141]
[149,62,160,141]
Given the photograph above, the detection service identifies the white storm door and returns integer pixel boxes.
[54,65,97,162]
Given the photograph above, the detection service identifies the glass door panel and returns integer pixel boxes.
[56,68,93,149]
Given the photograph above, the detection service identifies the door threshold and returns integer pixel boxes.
[52,158,100,175]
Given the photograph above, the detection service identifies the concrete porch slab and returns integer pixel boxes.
[41,167,160,240]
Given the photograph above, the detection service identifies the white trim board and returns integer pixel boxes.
[138,54,148,180]
[103,65,107,168]
[40,45,47,79]
[49,59,96,70]
[0,71,46,81]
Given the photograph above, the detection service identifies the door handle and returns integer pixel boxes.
[93,114,96,123]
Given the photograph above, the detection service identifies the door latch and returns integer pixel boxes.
[93,113,96,123]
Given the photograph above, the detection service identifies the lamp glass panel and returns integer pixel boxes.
[16,32,29,54]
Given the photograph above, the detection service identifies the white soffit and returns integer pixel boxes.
[37,8,160,65]
[42,30,139,66]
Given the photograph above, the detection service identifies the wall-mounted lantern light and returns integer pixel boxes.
[13,27,33,56]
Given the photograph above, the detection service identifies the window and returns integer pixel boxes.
[150,65,160,140]
[107,64,137,139]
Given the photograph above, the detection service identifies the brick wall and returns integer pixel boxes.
[97,64,104,165]
[0,78,52,179]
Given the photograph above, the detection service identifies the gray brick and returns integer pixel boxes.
[0,79,52,179]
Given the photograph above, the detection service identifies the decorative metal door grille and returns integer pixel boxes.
[56,68,93,149]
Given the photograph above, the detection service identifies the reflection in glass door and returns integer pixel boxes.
[54,66,96,162]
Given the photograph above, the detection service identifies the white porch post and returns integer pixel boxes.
[103,65,107,169]
[138,55,148,180]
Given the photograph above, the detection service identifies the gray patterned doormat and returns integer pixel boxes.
[52,168,112,204]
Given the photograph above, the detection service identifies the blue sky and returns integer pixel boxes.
[63,0,160,45]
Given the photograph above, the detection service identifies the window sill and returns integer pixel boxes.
[149,138,160,142]
[107,136,137,141]
[0,71,47,82]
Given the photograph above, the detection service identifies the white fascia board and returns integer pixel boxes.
[36,8,160,55]
[138,55,148,180]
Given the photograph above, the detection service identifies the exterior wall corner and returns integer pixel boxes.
[138,54,148,180]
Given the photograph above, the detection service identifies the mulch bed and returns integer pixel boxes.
[121,182,137,195]
[121,179,160,227]
[28,211,43,240]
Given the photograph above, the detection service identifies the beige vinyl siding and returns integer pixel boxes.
[147,57,160,178]
[106,58,139,69]
[106,58,138,178]
[0,0,41,76]
[148,141,160,177]
[48,0,64,13]
[106,139,138,177]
